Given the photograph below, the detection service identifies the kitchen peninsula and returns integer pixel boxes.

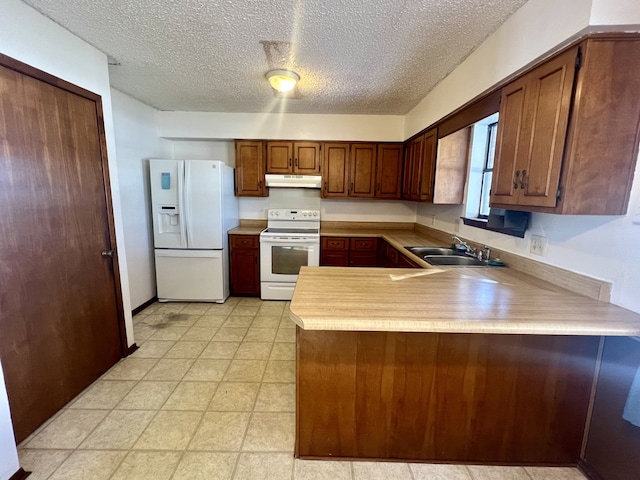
[289,263,640,465]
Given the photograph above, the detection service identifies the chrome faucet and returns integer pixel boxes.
[451,236,473,254]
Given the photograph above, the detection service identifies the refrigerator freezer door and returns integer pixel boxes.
[184,161,223,249]
[155,249,227,302]
[150,159,186,248]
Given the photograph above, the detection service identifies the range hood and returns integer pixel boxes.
[265,174,322,188]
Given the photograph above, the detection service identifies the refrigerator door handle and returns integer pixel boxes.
[178,161,187,248]
[184,161,193,248]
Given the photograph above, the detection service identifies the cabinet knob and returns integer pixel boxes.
[514,170,521,190]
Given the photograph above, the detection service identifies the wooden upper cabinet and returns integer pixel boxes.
[322,143,349,198]
[418,129,437,202]
[402,129,436,202]
[376,144,403,199]
[266,141,321,174]
[350,143,376,198]
[235,140,266,197]
[492,47,577,208]
[491,36,640,215]
[433,127,470,204]
[266,141,293,174]
[295,142,321,174]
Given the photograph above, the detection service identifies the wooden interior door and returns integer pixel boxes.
[0,56,125,442]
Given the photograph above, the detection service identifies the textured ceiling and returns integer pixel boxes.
[21,0,529,114]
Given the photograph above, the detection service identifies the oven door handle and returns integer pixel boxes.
[260,237,319,244]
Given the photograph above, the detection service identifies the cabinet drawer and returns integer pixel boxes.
[230,235,259,249]
[350,237,377,251]
[322,237,349,250]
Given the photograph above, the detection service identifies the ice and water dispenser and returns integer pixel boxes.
[150,161,185,248]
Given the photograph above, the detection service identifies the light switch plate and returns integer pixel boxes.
[530,235,547,256]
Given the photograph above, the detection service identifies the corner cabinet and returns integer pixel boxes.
[403,128,437,202]
[235,141,266,197]
[229,234,260,296]
[491,36,640,214]
[321,143,402,199]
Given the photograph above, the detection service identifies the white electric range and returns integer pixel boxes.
[259,209,320,300]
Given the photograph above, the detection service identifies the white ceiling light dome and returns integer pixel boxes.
[266,69,300,93]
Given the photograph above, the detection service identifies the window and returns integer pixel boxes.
[478,122,498,217]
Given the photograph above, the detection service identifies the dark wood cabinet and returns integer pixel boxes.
[322,143,350,198]
[349,144,377,198]
[582,337,640,480]
[348,237,377,266]
[491,47,577,209]
[320,236,350,266]
[375,144,403,199]
[403,129,437,202]
[377,239,419,268]
[433,127,471,204]
[266,141,321,174]
[235,141,266,197]
[491,36,640,214]
[229,234,260,296]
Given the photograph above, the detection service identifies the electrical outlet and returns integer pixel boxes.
[453,218,461,233]
[431,215,436,226]
[530,234,547,256]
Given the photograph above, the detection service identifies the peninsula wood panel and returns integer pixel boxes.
[296,329,599,463]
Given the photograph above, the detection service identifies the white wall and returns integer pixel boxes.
[158,111,404,142]
[111,89,171,309]
[0,362,19,480]
[409,0,640,314]
[404,0,593,138]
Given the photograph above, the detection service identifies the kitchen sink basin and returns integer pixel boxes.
[423,255,486,267]
[404,246,488,267]
[405,246,457,256]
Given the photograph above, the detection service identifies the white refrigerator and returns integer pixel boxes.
[150,159,238,302]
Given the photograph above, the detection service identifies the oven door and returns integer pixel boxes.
[260,236,319,283]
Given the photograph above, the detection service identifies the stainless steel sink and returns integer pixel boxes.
[424,255,486,267]
[405,246,457,256]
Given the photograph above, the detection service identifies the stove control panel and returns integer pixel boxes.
[267,209,320,221]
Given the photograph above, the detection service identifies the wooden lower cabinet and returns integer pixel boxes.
[296,329,599,463]
[229,234,260,296]
[582,337,640,480]
[323,237,418,269]
[349,237,377,267]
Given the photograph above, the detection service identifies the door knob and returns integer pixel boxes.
[101,249,115,258]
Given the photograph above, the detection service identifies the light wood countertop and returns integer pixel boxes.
[289,266,640,336]
[228,225,265,235]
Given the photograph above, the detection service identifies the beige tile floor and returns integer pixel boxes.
[18,297,587,480]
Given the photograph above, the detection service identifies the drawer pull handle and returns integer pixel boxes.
[513,170,521,190]
[520,170,528,190]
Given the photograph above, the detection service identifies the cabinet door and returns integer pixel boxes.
[266,141,293,173]
[418,129,437,202]
[401,141,414,200]
[320,251,349,266]
[350,144,377,198]
[409,135,424,200]
[229,236,260,296]
[491,76,529,206]
[433,127,469,204]
[376,144,403,199]
[322,143,349,198]
[235,141,266,197]
[349,251,378,267]
[294,142,321,174]
[518,47,577,207]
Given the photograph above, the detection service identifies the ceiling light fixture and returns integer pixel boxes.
[265,69,300,93]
